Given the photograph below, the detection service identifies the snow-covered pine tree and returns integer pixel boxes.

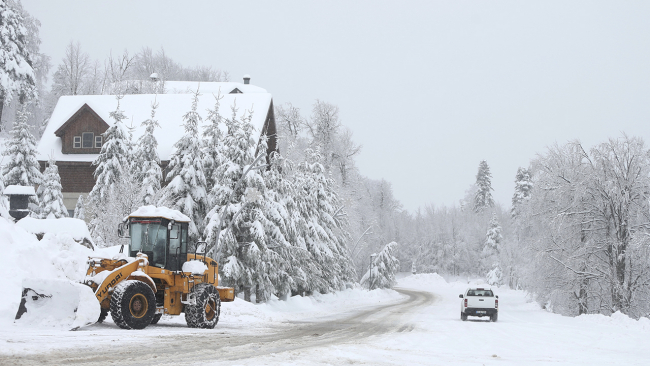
[511,167,533,218]
[473,160,494,213]
[37,158,68,218]
[360,242,400,290]
[89,97,130,202]
[73,194,85,220]
[158,89,208,241]
[483,212,503,284]
[202,92,224,193]
[294,148,356,293]
[0,0,37,122]
[484,212,502,255]
[134,100,162,205]
[88,97,132,246]
[205,104,287,302]
[1,104,42,187]
[262,152,304,299]
[124,119,136,171]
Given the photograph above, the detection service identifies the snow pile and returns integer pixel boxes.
[16,217,93,244]
[0,217,93,326]
[92,244,126,260]
[220,297,274,324]
[15,278,99,329]
[127,205,191,222]
[182,260,208,274]
[577,311,650,330]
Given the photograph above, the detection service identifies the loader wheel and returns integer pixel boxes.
[150,313,162,324]
[110,280,156,330]
[185,283,221,329]
[97,308,109,323]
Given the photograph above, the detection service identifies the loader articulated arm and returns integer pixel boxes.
[95,260,140,304]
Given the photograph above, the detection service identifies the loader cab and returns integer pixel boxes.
[127,217,189,272]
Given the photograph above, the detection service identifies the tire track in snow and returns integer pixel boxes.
[6,288,437,366]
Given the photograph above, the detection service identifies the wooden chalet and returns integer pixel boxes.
[36,79,277,216]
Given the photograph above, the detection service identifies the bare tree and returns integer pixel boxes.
[52,41,90,96]
[105,49,135,93]
[521,136,650,317]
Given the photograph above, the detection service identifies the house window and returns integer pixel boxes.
[73,136,81,148]
[82,132,94,148]
[95,135,103,148]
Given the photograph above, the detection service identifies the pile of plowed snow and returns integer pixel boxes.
[0,217,93,326]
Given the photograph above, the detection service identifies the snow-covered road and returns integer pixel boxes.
[2,274,650,365]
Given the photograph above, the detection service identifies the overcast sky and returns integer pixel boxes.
[22,0,650,212]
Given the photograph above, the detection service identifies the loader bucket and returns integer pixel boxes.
[14,278,100,330]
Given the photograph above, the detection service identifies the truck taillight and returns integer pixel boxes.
[464,299,467,307]
[495,299,498,309]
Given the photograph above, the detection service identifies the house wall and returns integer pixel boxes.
[59,109,108,154]
[39,160,171,194]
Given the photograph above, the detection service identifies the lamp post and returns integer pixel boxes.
[4,185,36,221]
[369,253,377,290]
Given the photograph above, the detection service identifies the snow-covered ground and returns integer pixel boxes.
[230,274,650,365]
[2,215,650,365]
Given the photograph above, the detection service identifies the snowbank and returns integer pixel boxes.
[0,217,93,326]
[576,311,650,330]
[16,217,94,248]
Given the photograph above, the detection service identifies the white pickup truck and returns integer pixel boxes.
[459,287,498,322]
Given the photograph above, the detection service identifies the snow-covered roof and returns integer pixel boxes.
[164,81,266,94]
[127,206,191,222]
[4,185,36,196]
[37,86,272,162]
[16,217,92,242]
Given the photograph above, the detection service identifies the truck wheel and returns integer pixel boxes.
[491,313,498,322]
[97,308,109,323]
[461,312,467,321]
[150,313,162,324]
[110,280,156,330]
[185,283,221,329]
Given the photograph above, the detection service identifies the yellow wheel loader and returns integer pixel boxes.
[15,207,234,330]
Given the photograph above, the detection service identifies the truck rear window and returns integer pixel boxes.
[467,290,494,297]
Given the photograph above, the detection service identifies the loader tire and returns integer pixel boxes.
[185,283,221,329]
[97,308,109,323]
[150,313,162,324]
[110,280,156,330]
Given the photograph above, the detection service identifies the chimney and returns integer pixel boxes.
[243,74,251,85]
